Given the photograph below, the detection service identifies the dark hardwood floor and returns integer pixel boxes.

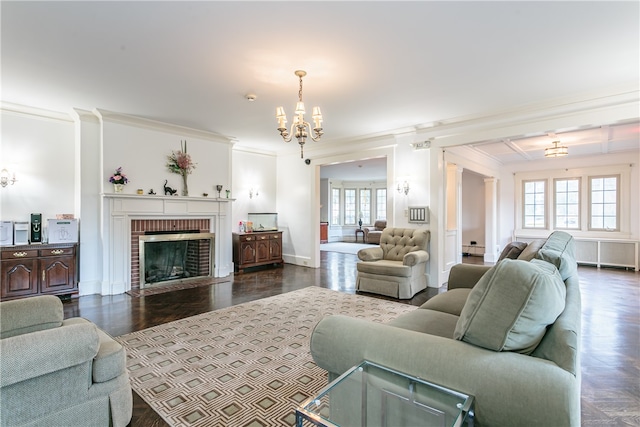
[62,251,640,426]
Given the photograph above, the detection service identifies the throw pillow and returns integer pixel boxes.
[517,239,547,261]
[497,241,528,261]
[453,258,566,354]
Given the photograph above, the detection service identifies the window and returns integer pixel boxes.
[330,188,340,225]
[554,178,580,229]
[523,180,546,228]
[590,175,619,231]
[376,189,387,220]
[359,189,371,225]
[344,189,356,225]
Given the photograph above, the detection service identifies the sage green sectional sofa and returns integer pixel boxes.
[0,295,133,427]
[311,231,581,426]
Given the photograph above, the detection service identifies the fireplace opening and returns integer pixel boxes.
[139,231,214,288]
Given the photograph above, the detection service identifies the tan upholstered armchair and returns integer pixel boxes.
[363,220,386,244]
[0,296,133,427]
[356,227,430,299]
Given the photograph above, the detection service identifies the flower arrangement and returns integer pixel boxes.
[167,140,196,176]
[109,167,129,185]
[167,140,196,196]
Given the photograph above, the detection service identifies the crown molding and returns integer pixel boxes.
[93,108,235,145]
[1,102,74,123]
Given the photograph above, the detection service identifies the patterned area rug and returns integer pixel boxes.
[116,286,416,427]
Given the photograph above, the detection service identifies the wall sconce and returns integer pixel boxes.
[249,188,259,199]
[0,169,17,188]
[397,180,409,195]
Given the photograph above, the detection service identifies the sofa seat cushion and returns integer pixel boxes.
[454,258,566,354]
[357,259,411,277]
[420,289,471,316]
[387,309,459,338]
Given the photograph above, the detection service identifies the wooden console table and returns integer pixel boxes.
[1,243,79,300]
[233,231,283,273]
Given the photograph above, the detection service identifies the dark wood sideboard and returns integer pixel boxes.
[233,231,283,273]
[1,243,78,300]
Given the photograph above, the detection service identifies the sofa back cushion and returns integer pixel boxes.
[535,231,577,281]
[380,228,429,261]
[453,258,566,354]
[0,295,63,339]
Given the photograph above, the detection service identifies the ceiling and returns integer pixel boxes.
[2,1,639,166]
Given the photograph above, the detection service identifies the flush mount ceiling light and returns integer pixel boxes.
[276,70,323,159]
[544,141,568,158]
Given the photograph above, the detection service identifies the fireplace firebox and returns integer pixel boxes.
[139,232,214,288]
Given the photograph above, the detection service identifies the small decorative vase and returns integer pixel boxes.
[113,183,124,193]
[182,174,189,197]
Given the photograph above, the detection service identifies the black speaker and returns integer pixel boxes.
[30,213,42,243]
[304,158,311,165]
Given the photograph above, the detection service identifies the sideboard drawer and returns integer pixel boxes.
[2,250,39,260]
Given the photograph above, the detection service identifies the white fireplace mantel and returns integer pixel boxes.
[102,194,235,295]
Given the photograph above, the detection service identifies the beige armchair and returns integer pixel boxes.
[363,220,386,244]
[356,227,430,299]
[0,295,133,427]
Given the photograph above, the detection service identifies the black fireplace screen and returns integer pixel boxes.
[139,232,214,288]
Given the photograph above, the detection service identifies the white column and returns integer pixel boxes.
[484,177,499,263]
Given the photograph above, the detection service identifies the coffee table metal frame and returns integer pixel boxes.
[296,360,474,427]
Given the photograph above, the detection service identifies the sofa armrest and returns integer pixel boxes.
[357,246,383,261]
[446,264,492,290]
[0,295,63,339]
[63,318,127,383]
[403,250,429,266]
[310,315,579,427]
[0,322,99,387]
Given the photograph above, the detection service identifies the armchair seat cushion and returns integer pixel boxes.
[357,259,412,277]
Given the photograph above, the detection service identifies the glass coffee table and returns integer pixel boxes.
[297,361,474,427]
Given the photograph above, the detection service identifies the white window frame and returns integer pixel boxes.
[588,174,620,232]
[554,177,581,230]
[522,179,547,229]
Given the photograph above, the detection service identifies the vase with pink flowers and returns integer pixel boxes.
[167,140,196,196]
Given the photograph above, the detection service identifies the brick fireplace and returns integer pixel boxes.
[102,194,233,295]
[131,219,211,289]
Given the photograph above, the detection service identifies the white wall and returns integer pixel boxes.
[1,106,76,224]
[98,110,231,197]
[231,149,278,231]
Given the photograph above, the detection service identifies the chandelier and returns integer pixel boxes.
[276,70,323,158]
[544,141,568,158]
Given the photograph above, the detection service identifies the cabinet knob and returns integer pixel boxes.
[51,249,64,255]
[245,237,252,241]
[12,252,27,257]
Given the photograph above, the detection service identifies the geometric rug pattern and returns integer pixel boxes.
[116,286,417,426]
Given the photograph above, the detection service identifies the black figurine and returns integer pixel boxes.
[164,180,177,196]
